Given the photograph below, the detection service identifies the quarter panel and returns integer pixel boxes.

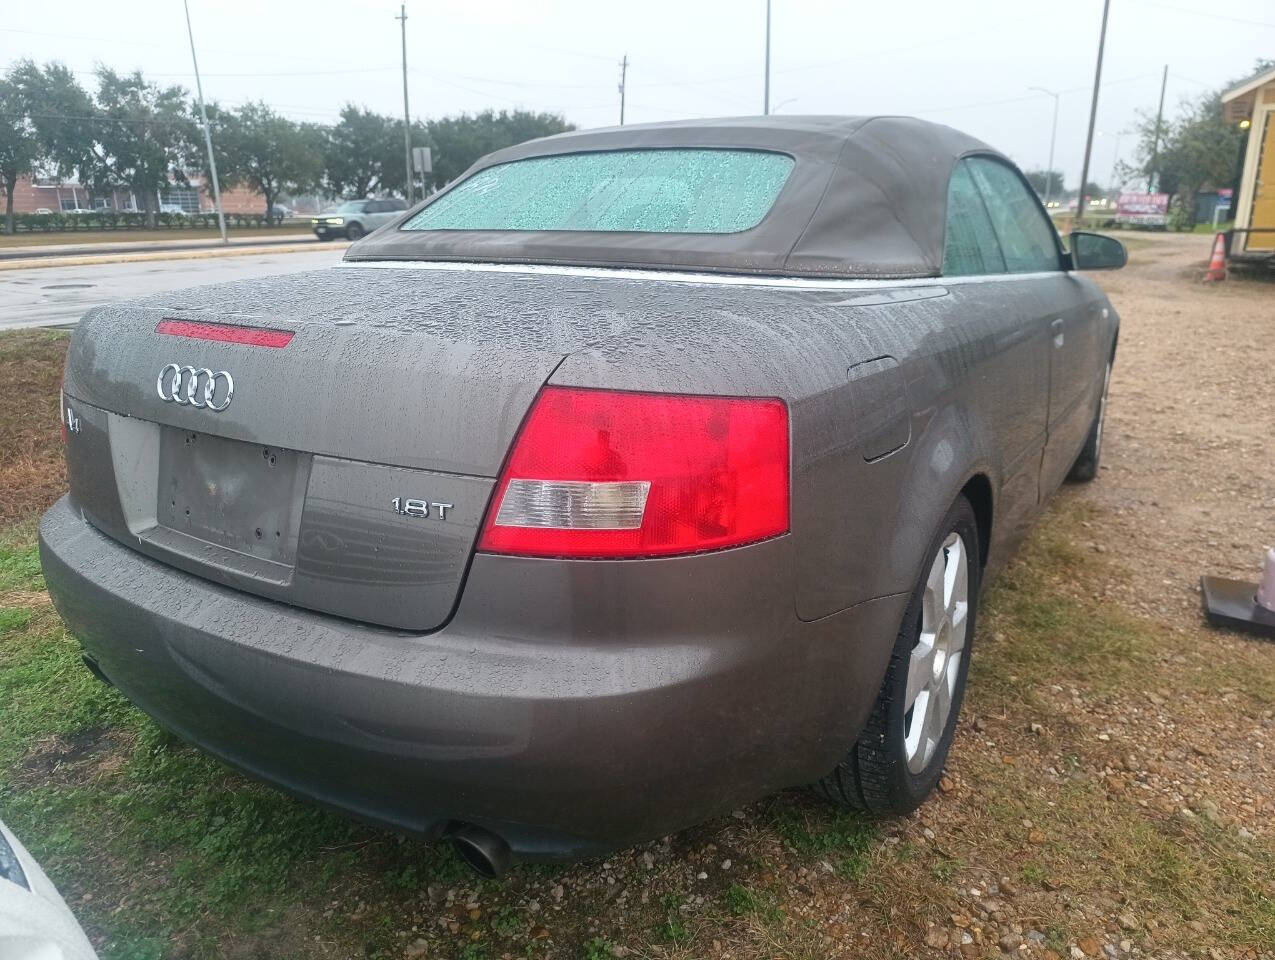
[548,278,1052,620]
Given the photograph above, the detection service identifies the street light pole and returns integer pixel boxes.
[1149,64,1168,192]
[183,0,226,243]
[397,4,413,205]
[1030,86,1061,207]
[1076,0,1112,223]
[618,54,628,126]
[763,0,771,115]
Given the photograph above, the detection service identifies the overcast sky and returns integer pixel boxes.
[5,0,1272,189]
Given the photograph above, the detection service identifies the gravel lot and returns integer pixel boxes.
[2,233,1274,960]
[901,232,1275,960]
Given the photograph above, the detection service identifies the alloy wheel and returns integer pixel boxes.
[1094,361,1112,460]
[903,532,969,773]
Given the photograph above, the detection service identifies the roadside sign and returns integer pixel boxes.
[1115,192,1169,228]
[412,147,433,174]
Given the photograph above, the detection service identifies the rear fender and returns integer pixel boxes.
[883,401,999,597]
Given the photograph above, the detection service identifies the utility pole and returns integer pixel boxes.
[618,55,628,126]
[1149,64,1168,192]
[763,0,772,115]
[1076,0,1112,223]
[397,3,413,205]
[183,0,226,243]
[1030,86,1061,208]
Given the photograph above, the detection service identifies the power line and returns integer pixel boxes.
[102,67,400,79]
[911,72,1158,117]
[1127,0,1275,28]
[1,111,194,126]
[524,42,616,64]
[0,26,361,67]
[634,10,1045,90]
[410,72,605,90]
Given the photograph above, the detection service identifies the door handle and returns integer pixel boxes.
[1050,318,1065,348]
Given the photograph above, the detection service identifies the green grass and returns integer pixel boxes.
[581,936,618,959]
[6,439,1275,958]
[654,892,690,944]
[0,541,42,592]
[1192,220,1235,234]
[724,882,785,925]
[0,225,313,248]
[0,536,484,958]
[771,802,876,878]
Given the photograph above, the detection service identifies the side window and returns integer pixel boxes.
[966,157,1060,273]
[943,162,1006,276]
[365,200,385,213]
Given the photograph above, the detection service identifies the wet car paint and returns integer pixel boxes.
[39,118,1121,860]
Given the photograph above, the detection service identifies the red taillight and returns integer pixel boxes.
[156,319,294,348]
[478,387,789,559]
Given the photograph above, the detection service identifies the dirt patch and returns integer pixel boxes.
[0,590,50,608]
[16,726,135,787]
[0,330,68,525]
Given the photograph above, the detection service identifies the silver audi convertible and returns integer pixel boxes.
[40,116,1124,875]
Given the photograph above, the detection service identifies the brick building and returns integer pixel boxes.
[11,174,264,215]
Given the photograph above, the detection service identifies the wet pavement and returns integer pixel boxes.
[0,249,347,330]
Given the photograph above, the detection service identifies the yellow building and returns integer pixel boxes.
[1223,65,1275,261]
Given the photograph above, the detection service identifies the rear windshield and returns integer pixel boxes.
[400,148,794,234]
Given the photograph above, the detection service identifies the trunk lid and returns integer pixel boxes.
[62,265,619,631]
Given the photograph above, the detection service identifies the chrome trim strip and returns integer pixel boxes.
[339,259,1063,291]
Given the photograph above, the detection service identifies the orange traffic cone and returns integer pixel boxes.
[1203,232,1227,282]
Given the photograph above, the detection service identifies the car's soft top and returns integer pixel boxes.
[345,115,1003,280]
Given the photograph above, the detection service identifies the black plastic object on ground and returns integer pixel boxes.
[1201,576,1275,639]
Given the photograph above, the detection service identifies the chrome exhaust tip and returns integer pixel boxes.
[450,823,513,878]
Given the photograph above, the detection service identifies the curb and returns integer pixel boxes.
[0,242,350,272]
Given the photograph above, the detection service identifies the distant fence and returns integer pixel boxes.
[7,211,288,233]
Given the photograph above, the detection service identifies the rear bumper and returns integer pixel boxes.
[39,495,904,859]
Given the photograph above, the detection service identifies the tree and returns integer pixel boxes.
[1128,95,1241,214]
[8,60,95,185]
[87,68,197,227]
[420,109,573,192]
[0,71,37,234]
[1126,59,1271,224]
[212,102,323,220]
[1023,169,1063,200]
[325,104,399,199]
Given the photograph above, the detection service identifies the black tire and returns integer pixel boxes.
[1066,359,1111,483]
[345,222,365,241]
[816,495,981,815]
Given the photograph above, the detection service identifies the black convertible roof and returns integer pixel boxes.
[346,116,1005,279]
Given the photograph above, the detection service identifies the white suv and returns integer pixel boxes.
[311,198,408,241]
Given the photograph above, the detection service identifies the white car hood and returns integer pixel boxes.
[0,820,98,960]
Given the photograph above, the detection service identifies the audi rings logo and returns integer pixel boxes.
[156,363,235,412]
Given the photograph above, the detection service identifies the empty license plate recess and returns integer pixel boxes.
[156,427,311,571]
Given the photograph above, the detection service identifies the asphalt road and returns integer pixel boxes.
[0,248,347,330]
